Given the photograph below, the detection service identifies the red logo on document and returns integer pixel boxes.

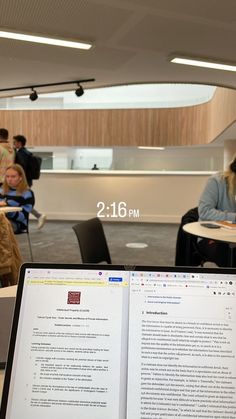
[67,291,81,304]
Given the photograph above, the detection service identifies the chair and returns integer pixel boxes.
[72,217,112,264]
[175,207,207,266]
[14,190,35,262]
[15,214,34,262]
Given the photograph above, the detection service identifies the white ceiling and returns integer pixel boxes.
[1,0,236,146]
[1,0,236,95]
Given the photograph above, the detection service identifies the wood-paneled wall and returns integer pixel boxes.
[0,86,236,147]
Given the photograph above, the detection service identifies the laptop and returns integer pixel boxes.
[0,263,235,419]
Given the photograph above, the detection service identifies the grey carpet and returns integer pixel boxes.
[16,221,179,267]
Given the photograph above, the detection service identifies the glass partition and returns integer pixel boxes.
[31,145,223,172]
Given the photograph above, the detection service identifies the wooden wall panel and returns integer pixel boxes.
[208,87,236,141]
[0,86,236,147]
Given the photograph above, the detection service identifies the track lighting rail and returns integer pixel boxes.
[0,78,95,93]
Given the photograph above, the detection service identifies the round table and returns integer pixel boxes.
[183,221,236,266]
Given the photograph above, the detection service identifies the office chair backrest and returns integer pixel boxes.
[175,207,202,266]
[72,217,112,264]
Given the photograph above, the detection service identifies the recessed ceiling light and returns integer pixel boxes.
[170,56,236,73]
[138,146,165,150]
[0,30,92,50]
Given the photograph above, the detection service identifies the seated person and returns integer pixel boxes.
[198,155,236,266]
[0,164,34,233]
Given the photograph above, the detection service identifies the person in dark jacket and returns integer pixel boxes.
[13,134,46,229]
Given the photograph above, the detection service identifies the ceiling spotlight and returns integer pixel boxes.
[29,88,38,101]
[75,84,84,97]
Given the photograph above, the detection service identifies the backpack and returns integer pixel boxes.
[27,153,42,180]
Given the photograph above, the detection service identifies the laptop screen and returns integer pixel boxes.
[0,263,236,419]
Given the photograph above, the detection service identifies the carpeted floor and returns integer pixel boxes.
[16,220,179,267]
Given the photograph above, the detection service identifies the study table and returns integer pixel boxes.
[0,206,22,213]
[0,370,4,396]
[183,221,236,267]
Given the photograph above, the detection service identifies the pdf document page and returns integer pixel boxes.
[6,268,129,419]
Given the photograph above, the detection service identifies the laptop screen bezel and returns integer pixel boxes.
[1,262,236,418]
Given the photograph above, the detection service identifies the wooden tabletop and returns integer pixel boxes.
[0,370,4,395]
[0,206,22,213]
[0,285,17,298]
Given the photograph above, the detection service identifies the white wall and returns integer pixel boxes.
[33,171,211,223]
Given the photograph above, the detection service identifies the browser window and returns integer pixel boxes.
[127,271,236,418]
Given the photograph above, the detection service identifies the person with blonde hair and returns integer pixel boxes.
[198,156,236,266]
[0,164,35,233]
